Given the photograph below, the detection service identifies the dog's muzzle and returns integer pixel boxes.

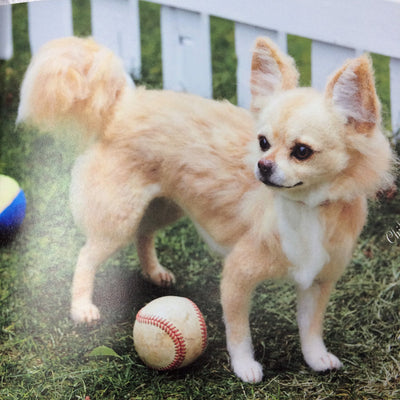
[257,159,303,189]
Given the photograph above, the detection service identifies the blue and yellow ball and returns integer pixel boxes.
[0,174,26,240]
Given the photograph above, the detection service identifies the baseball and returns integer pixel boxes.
[133,296,207,370]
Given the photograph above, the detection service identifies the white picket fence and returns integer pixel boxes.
[1,0,400,136]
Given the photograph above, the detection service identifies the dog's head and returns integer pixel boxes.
[248,38,394,205]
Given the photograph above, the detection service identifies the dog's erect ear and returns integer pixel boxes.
[325,55,380,134]
[250,37,299,114]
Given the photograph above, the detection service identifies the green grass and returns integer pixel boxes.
[1,1,399,399]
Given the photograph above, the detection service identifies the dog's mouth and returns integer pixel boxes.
[259,178,303,189]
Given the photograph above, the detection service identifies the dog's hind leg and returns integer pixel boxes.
[70,195,156,324]
[296,281,343,371]
[70,238,122,323]
[69,149,162,323]
[135,198,183,287]
[70,191,160,324]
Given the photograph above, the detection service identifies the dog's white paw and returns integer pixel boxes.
[232,358,263,383]
[226,334,263,383]
[305,350,343,372]
[144,265,176,287]
[70,301,101,324]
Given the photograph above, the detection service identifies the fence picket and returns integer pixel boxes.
[28,0,73,55]
[390,58,400,136]
[311,41,356,91]
[235,23,287,108]
[90,0,141,77]
[160,6,212,98]
[0,5,13,60]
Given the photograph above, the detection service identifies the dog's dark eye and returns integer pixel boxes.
[258,135,271,152]
[291,144,313,160]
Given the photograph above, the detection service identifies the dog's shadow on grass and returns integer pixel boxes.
[92,268,182,324]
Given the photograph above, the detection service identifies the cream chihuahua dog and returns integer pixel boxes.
[17,36,394,382]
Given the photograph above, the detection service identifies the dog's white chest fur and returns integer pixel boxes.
[274,196,330,289]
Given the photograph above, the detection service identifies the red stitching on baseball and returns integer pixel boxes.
[136,309,186,370]
[187,299,208,352]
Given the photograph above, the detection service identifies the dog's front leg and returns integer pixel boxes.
[296,281,343,371]
[221,247,265,383]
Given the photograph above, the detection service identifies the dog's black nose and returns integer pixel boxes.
[258,159,274,178]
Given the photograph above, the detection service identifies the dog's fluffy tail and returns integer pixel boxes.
[17,36,131,139]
